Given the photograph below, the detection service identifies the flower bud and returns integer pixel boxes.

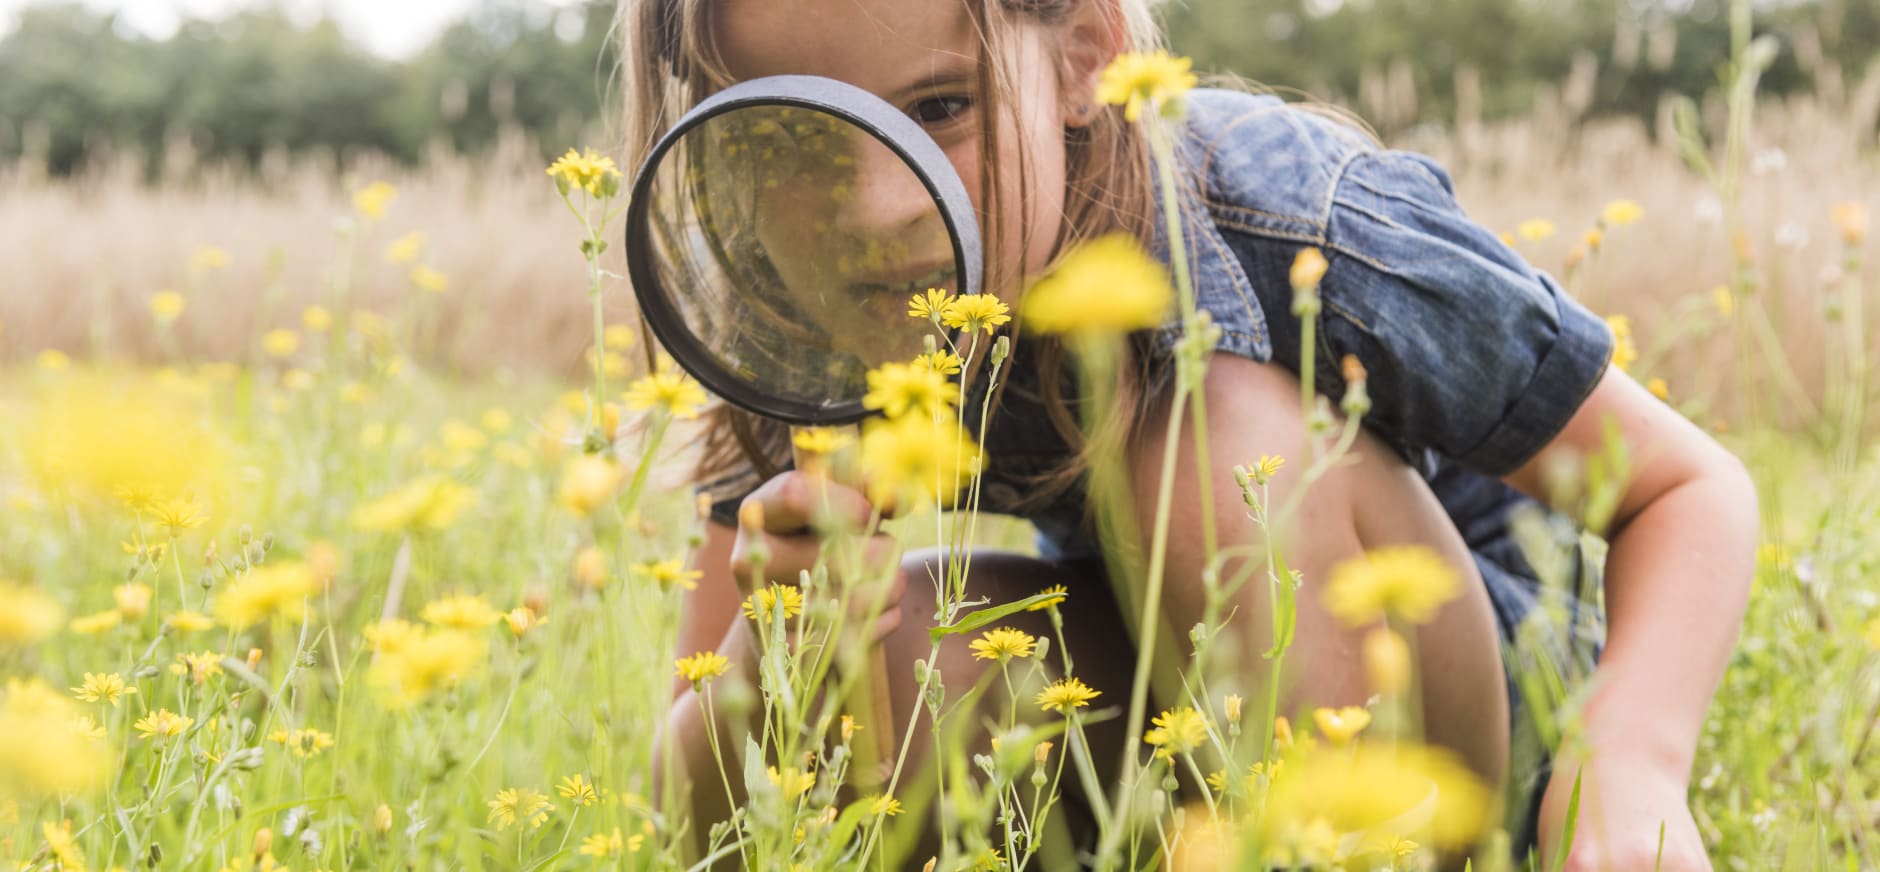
[1289,247,1328,291]
[254,827,273,858]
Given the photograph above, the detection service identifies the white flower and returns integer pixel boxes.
[1750,147,1788,176]
[1775,221,1809,250]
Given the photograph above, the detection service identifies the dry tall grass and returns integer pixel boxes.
[1,89,1874,421]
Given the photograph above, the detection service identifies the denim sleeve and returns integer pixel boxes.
[1319,148,1615,477]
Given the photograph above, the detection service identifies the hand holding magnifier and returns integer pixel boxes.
[625,75,984,790]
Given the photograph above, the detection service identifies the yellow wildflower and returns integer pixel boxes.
[150,290,186,322]
[0,581,64,644]
[791,426,855,456]
[148,496,207,536]
[172,650,225,684]
[69,610,122,635]
[1095,49,1198,121]
[22,376,227,508]
[742,584,805,622]
[113,582,152,621]
[352,477,476,533]
[1027,584,1068,611]
[385,231,426,264]
[969,627,1037,662]
[1604,314,1637,371]
[940,293,1012,334]
[1260,743,1492,849]
[134,708,193,741]
[268,727,335,758]
[410,264,448,293]
[214,562,321,629]
[675,651,731,686]
[1021,234,1173,335]
[862,361,960,420]
[579,827,641,857]
[908,287,954,321]
[572,546,609,591]
[634,558,703,591]
[1323,545,1461,627]
[69,715,107,741]
[1248,454,1285,485]
[1833,202,1868,244]
[767,765,816,799]
[503,606,548,637]
[487,787,552,831]
[190,245,231,272]
[71,673,137,706]
[0,679,110,799]
[1144,706,1210,759]
[558,774,600,806]
[166,610,215,634]
[1647,377,1670,401]
[603,324,636,351]
[1516,219,1557,241]
[1601,200,1644,226]
[41,820,85,869]
[1863,617,1880,652]
[557,454,626,517]
[858,411,982,508]
[1313,706,1373,745]
[1711,285,1735,318]
[1223,694,1243,725]
[262,328,301,359]
[868,795,904,816]
[365,623,486,709]
[36,348,70,370]
[624,367,708,420]
[420,593,502,629]
[912,349,965,376]
[1035,677,1101,715]
[353,181,396,220]
[545,148,622,196]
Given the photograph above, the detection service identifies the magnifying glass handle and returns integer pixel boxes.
[788,424,896,788]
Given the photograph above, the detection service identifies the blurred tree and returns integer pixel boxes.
[0,0,1870,175]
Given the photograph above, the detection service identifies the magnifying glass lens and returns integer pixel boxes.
[638,103,957,416]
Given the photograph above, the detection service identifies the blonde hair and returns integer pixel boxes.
[614,0,1187,511]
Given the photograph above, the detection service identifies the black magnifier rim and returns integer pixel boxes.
[625,74,983,427]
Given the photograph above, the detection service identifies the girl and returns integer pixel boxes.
[623,0,1757,867]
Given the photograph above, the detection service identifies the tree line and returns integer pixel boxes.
[0,0,1872,176]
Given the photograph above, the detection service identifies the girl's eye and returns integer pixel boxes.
[910,95,973,126]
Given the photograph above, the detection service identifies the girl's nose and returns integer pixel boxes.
[831,134,933,239]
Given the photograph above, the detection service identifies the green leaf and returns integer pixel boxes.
[928,593,1059,643]
[1549,765,1584,872]
[1263,549,1297,659]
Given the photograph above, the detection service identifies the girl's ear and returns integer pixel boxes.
[1057,0,1125,128]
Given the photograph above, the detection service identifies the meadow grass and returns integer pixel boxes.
[0,42,1877,872]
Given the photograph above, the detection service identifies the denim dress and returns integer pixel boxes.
[704,88,1614,857]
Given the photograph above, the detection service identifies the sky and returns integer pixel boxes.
[0,0,582,58]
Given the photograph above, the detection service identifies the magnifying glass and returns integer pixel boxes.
[624,75,984,788]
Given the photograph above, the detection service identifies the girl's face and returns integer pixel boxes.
[716,0,1099,309]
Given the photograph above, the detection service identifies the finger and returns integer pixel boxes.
[746,471,876,534]
[729,531,825,590]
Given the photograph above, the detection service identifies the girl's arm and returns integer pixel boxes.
[1506,366,1756,869]
[1125,353,1516,786]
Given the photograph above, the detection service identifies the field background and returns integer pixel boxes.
[1,0,1878,869]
